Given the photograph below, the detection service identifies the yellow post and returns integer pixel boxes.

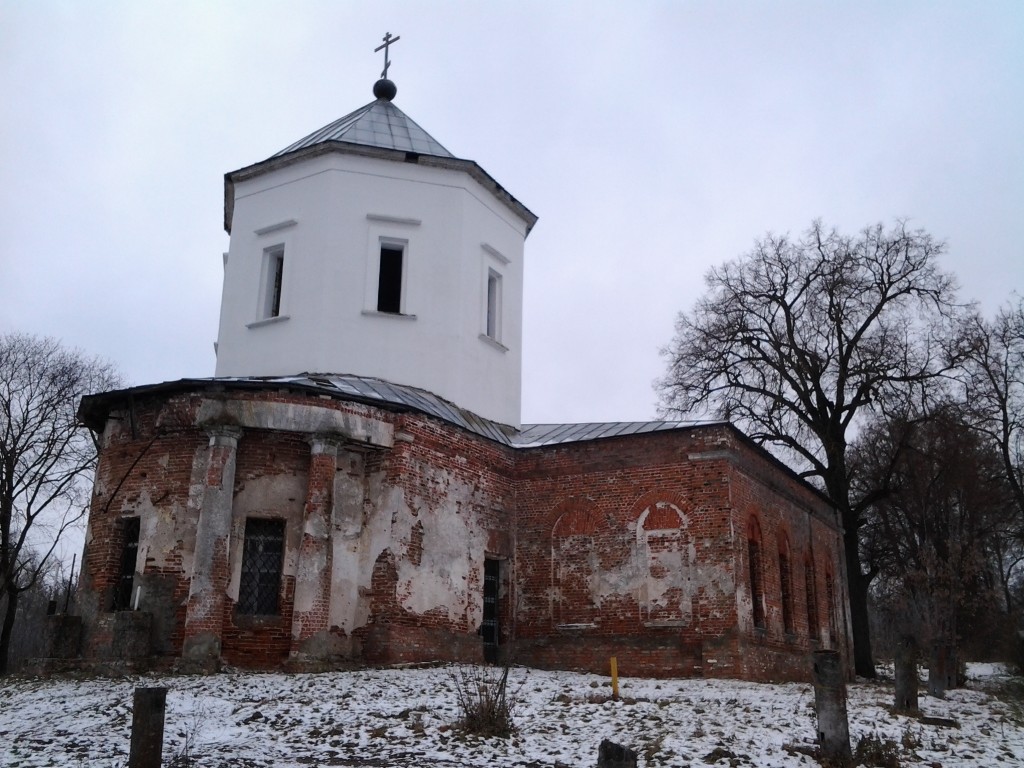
[610,656,619,701]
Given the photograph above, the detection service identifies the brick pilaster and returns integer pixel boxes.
[290,435,340,659]
[181,426,242,668]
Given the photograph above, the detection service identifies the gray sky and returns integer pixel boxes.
[3,1,1023,424]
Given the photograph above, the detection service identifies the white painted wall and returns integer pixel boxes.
[215,152,529,427]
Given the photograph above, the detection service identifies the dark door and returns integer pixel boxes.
[113,517,140,611]
[482,558,500,663]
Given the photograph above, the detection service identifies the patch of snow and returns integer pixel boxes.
[0,662,1021,766]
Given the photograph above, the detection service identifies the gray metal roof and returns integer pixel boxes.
[513,421,700,448]
[255,375,704,446]
[274,100,454,159]
[80,373,710,449]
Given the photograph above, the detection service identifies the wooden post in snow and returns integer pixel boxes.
[928,641,955,698]
[812,650,851,762]
[128,687,166,768]
[894,635,919,713]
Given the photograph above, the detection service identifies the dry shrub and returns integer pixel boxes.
[852,732,901,768]
[449,665,519,738]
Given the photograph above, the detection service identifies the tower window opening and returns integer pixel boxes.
[486,269,502,339]
[377,244,404,313]
[261,247,285,319]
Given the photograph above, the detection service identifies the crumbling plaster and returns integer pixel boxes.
[196,398,394,448]
[328,456,391,636]
[548,506,735,629]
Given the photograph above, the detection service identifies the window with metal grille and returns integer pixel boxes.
[238,518,285,615]
[112,517,140,611]
[482,558,500,663]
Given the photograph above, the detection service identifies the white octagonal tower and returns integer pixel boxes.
[214,77,536,427]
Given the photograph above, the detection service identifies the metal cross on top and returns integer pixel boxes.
[375,32,401,79]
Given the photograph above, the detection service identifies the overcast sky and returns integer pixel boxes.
[3,1,1022,425]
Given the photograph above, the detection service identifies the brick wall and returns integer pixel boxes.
[77,384,848,680]
[511,425,847,681]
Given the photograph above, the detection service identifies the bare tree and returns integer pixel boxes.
[658,220,961,677]
[855,406,1016,669]
[0,333,121,673]
[959,297,1024,523]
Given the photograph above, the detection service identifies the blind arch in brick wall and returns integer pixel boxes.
[550,500,602,626]
[633,500,690,624]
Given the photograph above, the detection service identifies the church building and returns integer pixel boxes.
[75,50,852,681]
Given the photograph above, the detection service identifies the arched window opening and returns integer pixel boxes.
[779,539,794,635]
[805,556,819,641]
[748,520,765,630]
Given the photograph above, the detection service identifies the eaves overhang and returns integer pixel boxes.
[223,141,538,238]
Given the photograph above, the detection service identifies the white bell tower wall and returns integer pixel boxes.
[214,151,530,427]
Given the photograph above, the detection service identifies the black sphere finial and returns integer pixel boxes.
[373,78,397,101]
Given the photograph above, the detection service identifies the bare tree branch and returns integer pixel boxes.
[0,333,121,673]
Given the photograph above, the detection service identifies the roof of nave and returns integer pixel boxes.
[77,372,711,449]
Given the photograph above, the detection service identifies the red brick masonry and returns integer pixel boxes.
[76,382,852,681]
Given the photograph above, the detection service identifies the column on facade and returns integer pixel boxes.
[290,435,340,658]
[182,426,243,665]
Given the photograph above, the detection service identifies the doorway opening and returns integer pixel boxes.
[113,517,140,611]
[482,558,500,663]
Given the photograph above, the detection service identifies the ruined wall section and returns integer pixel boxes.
[512,427,739,678]
[78,393,207,662]
[356,413,516,664]
[78,384,520,670]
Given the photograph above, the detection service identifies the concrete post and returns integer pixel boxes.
[812,650,851,762]
[290,436,340,660]
[597,739,638,768]
[182,426,242,669]
[894,635,919,713]
[128,686,166,768]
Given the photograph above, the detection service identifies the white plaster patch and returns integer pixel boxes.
[195,399,394,448]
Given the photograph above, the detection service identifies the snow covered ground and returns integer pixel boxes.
[1,662,1022,767]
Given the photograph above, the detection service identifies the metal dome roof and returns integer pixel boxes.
[273,98,454,159]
